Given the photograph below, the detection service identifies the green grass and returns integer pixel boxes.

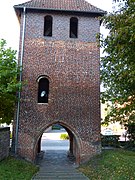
[79,149,135,180]
[0,156,39,180]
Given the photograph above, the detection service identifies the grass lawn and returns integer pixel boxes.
[79,149,135,180]
[0,156,38,180]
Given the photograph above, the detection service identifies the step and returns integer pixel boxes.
[34,173,86,177]
[33,178,88,180]
[32,176,88,180]
[32,173,88,179]
[35,172,84,175]
[39,169,78,173]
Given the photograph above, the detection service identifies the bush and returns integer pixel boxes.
[124,123,135,149]
[101,135,120,147]
[52,124,62,130]
[60,134,69,140]
[10,132,12,139]
[126,123,135,142]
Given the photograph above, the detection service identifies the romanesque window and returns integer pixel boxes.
[44,15,53,36]
[70,17,78,38]
[38,77,49,103]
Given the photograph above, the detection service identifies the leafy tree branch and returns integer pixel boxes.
[100,0,135,125]
[0,39,21,124]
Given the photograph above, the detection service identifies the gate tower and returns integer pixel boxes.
[13,0,105,164]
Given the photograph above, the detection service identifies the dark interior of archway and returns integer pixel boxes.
[36,123,76,165]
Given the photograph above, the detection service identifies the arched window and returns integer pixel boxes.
[44,15,53,37]
[38,77,49,103]
[70,17,78,38]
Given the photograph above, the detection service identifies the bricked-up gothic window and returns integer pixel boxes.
[44,15,53,36]
[70,17,78,38]
[38,78,49,103]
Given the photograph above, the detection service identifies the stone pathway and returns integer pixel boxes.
[32,150,89,180]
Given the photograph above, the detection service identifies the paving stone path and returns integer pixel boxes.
[32,150,89,180]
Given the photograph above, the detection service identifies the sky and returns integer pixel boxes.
[0,0,112,51]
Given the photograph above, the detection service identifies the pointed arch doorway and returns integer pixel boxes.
[36,122,81,165]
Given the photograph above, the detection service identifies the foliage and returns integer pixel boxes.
[0,156,38,180]
[100,0,135,125]
[79,149,135,179]
[10,131,12,139]
[0,39,21,124]
[101,135,120,147]
[126,122,135,146]
[52,124,61,130]
[60,133,69,140]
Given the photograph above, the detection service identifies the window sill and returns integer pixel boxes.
[38,103,48,105]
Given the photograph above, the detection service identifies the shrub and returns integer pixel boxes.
[60,133,69,140]
[127,123,135,141]
[10,132,12,139]
[101,135,120,147]
[125,122,135,148]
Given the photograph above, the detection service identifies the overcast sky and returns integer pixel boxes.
[0,0,112,50]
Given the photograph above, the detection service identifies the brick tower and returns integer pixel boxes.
[13,0,105,164]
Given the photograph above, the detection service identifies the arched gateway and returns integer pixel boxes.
[36,121,81,164]
[12,0,105,164]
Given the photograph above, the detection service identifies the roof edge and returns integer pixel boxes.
[14,5,106,16]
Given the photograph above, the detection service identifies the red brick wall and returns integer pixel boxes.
[14,10,101,164]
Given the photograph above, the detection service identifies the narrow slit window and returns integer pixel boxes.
[38,78,49,103]
[44,15,53,37]
[70,17,78,38]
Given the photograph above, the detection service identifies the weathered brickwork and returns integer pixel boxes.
[25,12,99,42]
[13,2,104,164]
[0,127,10,161]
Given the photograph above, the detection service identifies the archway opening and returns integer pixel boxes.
[36,123,80,165]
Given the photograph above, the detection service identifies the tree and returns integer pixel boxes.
[100,0,135,125]
[0,39,21,124]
